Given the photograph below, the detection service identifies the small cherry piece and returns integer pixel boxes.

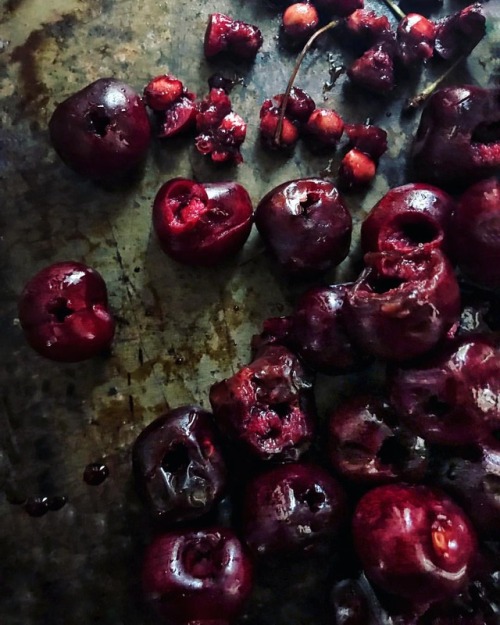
[144,74,196,138]
[397,13,436,65]
[304,108,344,151]
[434,3,485,60]
[132,405,227,524]
[241,463,347,556]
[450,177,500,289]
[338,149,376,189]
[152,177,253,266]
[344,9,393,48]
[344,123,388,161]
[209,345,316,462]
[345,249,460,361]
[142,527,253,625]
[282,3,320,46]
[251,316,294,358]
[361,183,456,255]
[49,78,151,180]
[204,13,263,60]
[347,43,395,93]
[18,261,115,362]
[255,178,352,277]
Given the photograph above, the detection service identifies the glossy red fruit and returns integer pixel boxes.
[209,345,316,462]
[345,249,460,361]
[132,405,227,524]
[282,3,319,45]
[142,527,253,625]
[153,178,253,266]
[344,123,388,161]
[353,484,476,605]
[434,3,485,60]
[304,108,344,151]
[49,78,151,180]
[144,75,196,138]
[328,395,428,484]
[412,85,500,189]
[450,178,500,289]
[291,284,370,373]
[241,463,347,556]
[361,183,456,255]
[18,261,115,362]
[389,334,500,446]
[255,178,352,277]
[397,13,436,65]
[347,43,395,93]
[338,149,376,189]
[204,13,263,60]
[345,9,393,48]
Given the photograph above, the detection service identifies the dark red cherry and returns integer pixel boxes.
[344,123,388,161]
[347,43,395,94]
[132,405,227,524]
[204,13,263,60]
[344,9,393,48]
[282,3,319,45]
[18,261,115,362]
[304,108,344,151]
[49,78,151,180]
[251,316,294,358]
[142,527,253,625]
[434,3,485,60]
[152,177,253,266]
[397,13,436,65]
[290,284,370,373]
[345,249,460,361]
[259,103,300,150]
[361,183,456,255]
[313,0,364,18]
[144,75,196,139]
[144,75,184,110]
[412,85,500,190]
[328,394,428,484]
[209,345,316,462]
[353,484,476,605]
[255,178,352,277]
[450,177,500,289]
[389,334,500,446]
[241,463,347,556]
[277,87,316,124]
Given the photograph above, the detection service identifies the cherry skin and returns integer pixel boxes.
[353,484,477,605]
[344,9,393,49]
[204,13,263,60]
[241,463,348,557]
[345,249,460,361]
[450,177,500,289]
[255,178,352,277]
[209,345,316,462]
[361,183,456,255]
[344,123,388,161]
[18,261,115,362]
[434,3,486,60]
[412,85,500,190]
[143,75,196,138]
[282,3,319,45]
[132,405,227,525]
[142,527,253,625]
[49,78,151,180]
[347,42,395,94]
[152,178,253,266]
[397,13,436,66]
[389,334,500,446]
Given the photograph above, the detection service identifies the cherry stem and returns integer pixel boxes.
[379,0,406,21]
[404,54,466,111]
[274,18,341,146]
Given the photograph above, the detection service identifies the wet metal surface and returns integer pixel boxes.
[0,0,499,623]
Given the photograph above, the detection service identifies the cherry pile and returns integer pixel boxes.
[15,1,500,625]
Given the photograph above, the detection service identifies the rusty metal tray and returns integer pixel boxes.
[0,0,499,623]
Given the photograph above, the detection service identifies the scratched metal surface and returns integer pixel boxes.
[0,0,499,623]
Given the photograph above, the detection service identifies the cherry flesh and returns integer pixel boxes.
[344,9,393,50]
[304,108,344,151]
[49,78,151,180]
[144,74,196,138]
[282,3,320,46]
[397,13,436,66]
[255,178,352,277]
[338,149,377,189]
[142,527,253,625]
[18,261,115,362]
[345,249,460,361]
[344,123,388,161]
[132,405,227,525]
[347,43,395,94]
[259,88,315,150]
[389,334,500,446]
[152,177,253,266]
[353,484,476,605]
[204,13,263,60]
[209,345,316,462]
[361,183,456,255]
[241,463,347,556]
[412,85,500,190]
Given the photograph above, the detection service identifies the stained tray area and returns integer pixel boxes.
[1,0,499,623]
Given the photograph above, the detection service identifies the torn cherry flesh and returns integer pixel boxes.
[412,85,500,189]
[142,527,253,625]
[152,177,253,266]
[328,394,428,484]
[353,484,476,605]
[347,43,395,94]
[361,183,456,255]
[18,261,115,362]
[209,345,316,462]
[345,249,460,361]
[204,13,263,60]
[132,405,227,524]
[255,178,352,277]
[397,13,436,65]
[49,78,151,180]
[241,463,347,556]
[389,334,500,447]
[144,74,196,138]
